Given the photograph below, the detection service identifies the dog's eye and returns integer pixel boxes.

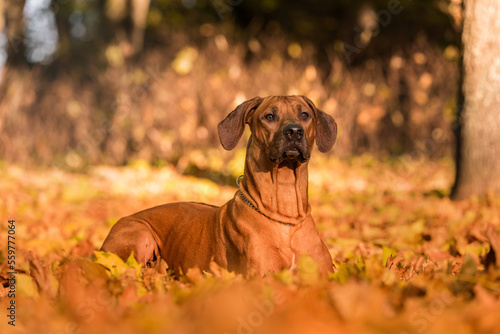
[301,112,309,120]
[265,114,275,121]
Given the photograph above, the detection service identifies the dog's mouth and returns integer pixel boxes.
[269,146,310,164]
[282,147,304,161]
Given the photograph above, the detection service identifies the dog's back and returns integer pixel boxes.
[101,202,222,272]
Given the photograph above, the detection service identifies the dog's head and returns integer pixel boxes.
[218,96,337,165]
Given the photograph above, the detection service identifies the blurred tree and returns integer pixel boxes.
[451,0,500,200]
[105,0,151,55]
[2,0,27,67]
[0,0,4,38]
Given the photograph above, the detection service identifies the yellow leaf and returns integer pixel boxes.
[126,252,142,278]
[274,269,294,285]
[382,246,397,267]
[94,251,128,277]
[17,274,39,297]
[297,254,320,285]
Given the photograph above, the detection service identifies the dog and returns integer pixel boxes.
[101,95,337,276]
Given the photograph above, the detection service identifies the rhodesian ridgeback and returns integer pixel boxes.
[101,95,337,276]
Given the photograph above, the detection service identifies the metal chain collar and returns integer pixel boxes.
[236,189,295,227]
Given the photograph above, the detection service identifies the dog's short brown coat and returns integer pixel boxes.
[101,95,337,276]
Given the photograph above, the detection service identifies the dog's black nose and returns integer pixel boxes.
[283,124,304,141]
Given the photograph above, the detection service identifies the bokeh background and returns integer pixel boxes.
[0,0,463,173]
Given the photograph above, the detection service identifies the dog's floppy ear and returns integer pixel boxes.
[300,96,337,153]
[218,96,263,150]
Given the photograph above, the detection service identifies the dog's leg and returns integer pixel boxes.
[101,219,160,267]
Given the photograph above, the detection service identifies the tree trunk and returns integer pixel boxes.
[0,0,5,38]
[4,0,27,67]
[131,0,151,54]
[451,0,500,200]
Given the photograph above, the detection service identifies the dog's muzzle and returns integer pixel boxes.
[269,124,310,164]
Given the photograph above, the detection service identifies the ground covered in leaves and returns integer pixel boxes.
[1,155,500,334]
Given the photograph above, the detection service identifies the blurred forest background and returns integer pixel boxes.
[0,0,463,173]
